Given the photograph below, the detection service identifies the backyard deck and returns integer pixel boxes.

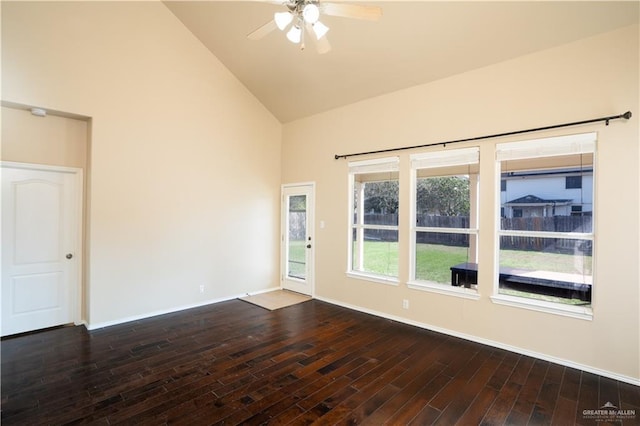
[450,262,592,301]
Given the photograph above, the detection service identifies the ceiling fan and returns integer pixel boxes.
[247,1,382,54]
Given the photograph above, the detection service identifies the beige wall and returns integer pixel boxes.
[282,25,640,382]
[1,106,88,169]
[2,2,282,325]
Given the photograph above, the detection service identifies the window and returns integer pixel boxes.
[566,175,582,189]
[495,133,595,318]
[409,147,479,298]
[348,157,399,282]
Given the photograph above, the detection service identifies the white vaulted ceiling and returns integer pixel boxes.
[164,1,639,123]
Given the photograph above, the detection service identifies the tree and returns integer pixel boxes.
[355,177,469,217]
[416,176,469,216]
[289,195,306,211]
[363,181,399,214]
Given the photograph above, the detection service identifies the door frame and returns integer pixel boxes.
[281,182,315,296]
[1,161,84,330]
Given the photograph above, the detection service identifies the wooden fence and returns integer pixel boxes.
[356,214,592,254]
[500,217,592,255]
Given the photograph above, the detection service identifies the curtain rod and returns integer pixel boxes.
[334,111,632,160]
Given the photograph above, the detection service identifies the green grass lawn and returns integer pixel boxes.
[357,242,591,280]
[361,241,399,277]
[415,244,468,283]
[498,249,592,274]
[287,240,306,278]
[354,241,465,282]
[356,241,592,305]
[290,239,591,304]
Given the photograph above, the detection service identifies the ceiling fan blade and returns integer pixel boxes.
[247,19,278,40]
[254,0,293,5]
[321,3,382,21]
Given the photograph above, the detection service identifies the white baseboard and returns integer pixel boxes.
[314,295,640,387]
[86,292,249,331]
[82,291,639,386]
[86,286,283,330]
[241,286,282,297]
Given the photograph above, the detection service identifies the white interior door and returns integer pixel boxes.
[281,184,314,296]
[2,163,82,336]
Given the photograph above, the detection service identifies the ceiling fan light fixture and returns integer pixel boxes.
[302,3,320,24]
[312,20,329,40]
[248,1,381,53]
[286,25,302,43]
[274,11,293,30]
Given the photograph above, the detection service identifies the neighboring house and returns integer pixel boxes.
[500,168,593,218]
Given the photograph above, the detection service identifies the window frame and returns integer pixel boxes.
[347,156,400,285]
[492,132,596,320]
[407,147,480,300]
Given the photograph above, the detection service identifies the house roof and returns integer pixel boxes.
[505,195,572,205]
[163,1,639,123]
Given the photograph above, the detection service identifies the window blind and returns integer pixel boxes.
[348,157,399,174]
[410,147,479,170]
[496,132,596,161]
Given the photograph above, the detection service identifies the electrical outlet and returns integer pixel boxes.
[199,285,205,293]
[402,299,409,309]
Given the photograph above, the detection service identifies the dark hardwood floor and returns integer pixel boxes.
[2,299,639,425]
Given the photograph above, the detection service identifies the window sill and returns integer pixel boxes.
[490,294,593,320]
[346,271,399,286]
[407,281,480,300]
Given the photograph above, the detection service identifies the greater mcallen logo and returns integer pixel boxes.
[582,402,636,421]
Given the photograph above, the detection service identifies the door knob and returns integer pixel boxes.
[306,244,311,249]
[66,253,73,259]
